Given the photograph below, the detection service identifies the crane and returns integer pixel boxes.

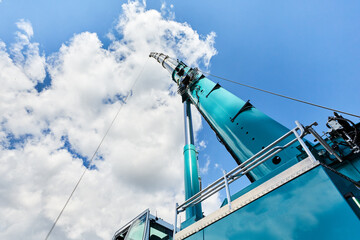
[113,53,360,240]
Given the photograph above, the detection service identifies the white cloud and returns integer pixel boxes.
[214,163,221,170]
[0,1,217,239]
[16,19,34,38]
[200,155,210,175]
[160,1,175,20]
[10,19,46,84]
[202,192,222,217]
[198,140,207,150]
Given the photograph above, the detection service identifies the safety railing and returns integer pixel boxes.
[173,121,339,236]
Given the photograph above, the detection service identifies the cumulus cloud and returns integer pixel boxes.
[0,1,217,239]
[200,155,211,175]
[11,19,46,83]
[202,192,222,217]
[198,140,207,150]
[160,1,175,20]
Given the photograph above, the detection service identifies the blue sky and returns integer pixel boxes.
[0,0,360,239]
[170,0,360,188]
[0,0,122,53]
[1,1,358,121]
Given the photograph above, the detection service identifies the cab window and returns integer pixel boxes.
[125,214,148,240]
[149,220,173,240]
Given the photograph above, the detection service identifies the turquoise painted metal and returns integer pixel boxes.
[149,52,360,184]
[183,98,202,222]
[155,54,303,182]
[185,75,303,182]
[113,53,360,240]
[148,53,360,240]
[148,54,204,221]
[185,165,360,240]
[183,144,202,221]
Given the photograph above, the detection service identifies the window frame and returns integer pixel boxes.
[123,209,150,240]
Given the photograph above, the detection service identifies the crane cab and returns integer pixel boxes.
[113,209,174,240]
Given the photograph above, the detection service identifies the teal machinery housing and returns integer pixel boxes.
[113,53,360,240]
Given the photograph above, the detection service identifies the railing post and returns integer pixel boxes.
[223,170,232,210]
[173,203,178,238]
[293,121,317,163]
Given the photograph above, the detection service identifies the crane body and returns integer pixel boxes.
[113,53,360,240]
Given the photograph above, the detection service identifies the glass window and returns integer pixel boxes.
[125,214,148,240]
[149,221,173,240]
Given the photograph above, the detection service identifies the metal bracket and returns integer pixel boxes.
[230,100,253,123]
[206,83,221,98]
[305,123,343,162]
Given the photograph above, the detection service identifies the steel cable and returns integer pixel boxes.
[199,70,360,118]
[44,60,148,240]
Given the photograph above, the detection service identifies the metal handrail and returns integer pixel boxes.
[174,121,325,234]
[177,123,303,211]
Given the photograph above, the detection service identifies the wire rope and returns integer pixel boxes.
[44,60,148,240]
[199,70,360,118]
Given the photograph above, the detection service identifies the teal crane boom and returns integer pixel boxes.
[149,53,305,182]
[149,52,307,220]
[113,53,360,240]
[150,52,360,234]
